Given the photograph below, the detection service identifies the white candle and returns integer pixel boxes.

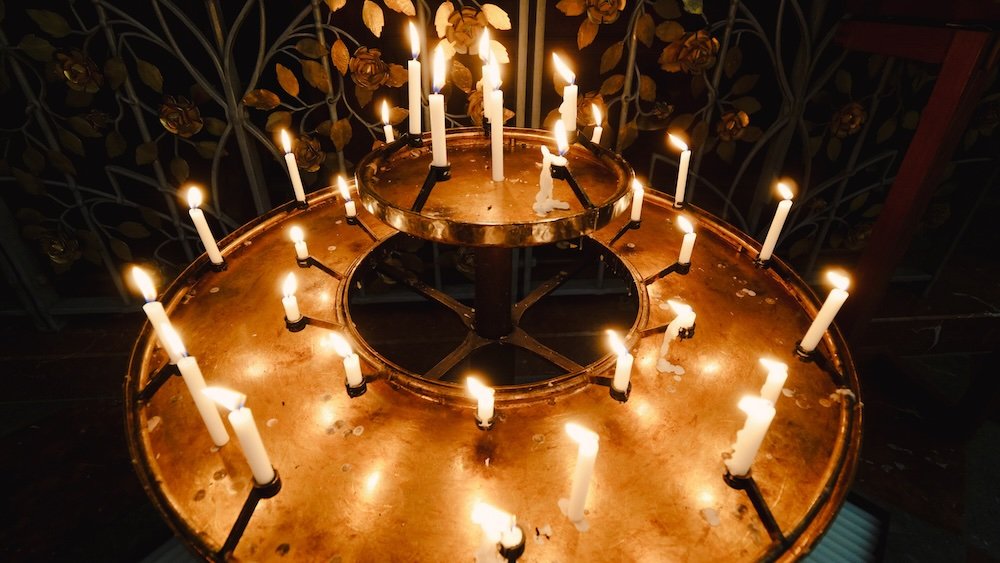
[677,215,696,265]
[466,376,495,424]
[479,30,494,122]
[659,300,694,357]
[759,182,794,262]
[329,333,364,388]
[381,100,395,143]
[289,226,308,260]
[472,502,522,549]
[488,59,504,182]
[758,358,788,404]
[630,178,644,222]
[725,396,776,477]
[591,104,603,144]
[203,387,275,485]
[553,53,577,133]
[157,321,184,364]
[131,266,175,353]
[337,175,356,218]
[281,272,301,322]
[186,187,223,265]
[160,326,230,446]
[800,271,851,352]
[407,22,422,135]
[429,45,448,167]
[669,134,691,207]
[606,330,633,393]
[564,422,599,523]
[280,130,306,204]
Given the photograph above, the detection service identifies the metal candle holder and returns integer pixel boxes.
[609,380,632,403]
[723,470,786,546]
[550,162,595,209]
[411,163,452,212]
[498,526,526,562]
[285,315,307,332]
[211,260,228,272]
[607,219,641,246]
[345,379,368,398]
[218,469,282,558]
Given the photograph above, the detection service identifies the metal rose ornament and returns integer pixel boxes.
[658,30,720,74]
[158,96,204,138]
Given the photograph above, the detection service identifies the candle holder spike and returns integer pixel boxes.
[347,216,378,241]
[217,469,282,558]
[411,164,452,212]
[211,260,228,272]
[136,363,181,403]
[402,131,424,148]
[723,470,787,545]
[609,381,632,403]
[285,315,307,332]
[607,220,641,246]
[643,261,689,285]
[753,257,771,269]
[345,379,368,398]
[294,200,309,210]
[498,526,526,562]
[297,256,345,279]
[296,256,310,268]
[794,341,815,362]
[550,163,595,209]
[575,131,602,156]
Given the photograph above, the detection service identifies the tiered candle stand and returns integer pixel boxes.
[125,128,861,561]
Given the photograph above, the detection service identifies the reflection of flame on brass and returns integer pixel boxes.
[365,470,381,495]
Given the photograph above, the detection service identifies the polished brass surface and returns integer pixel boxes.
[356,128,634,246]
[126,179,861,561]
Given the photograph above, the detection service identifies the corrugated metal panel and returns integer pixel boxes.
[805,501,885,563]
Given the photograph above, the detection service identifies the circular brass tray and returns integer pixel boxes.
[125,182,861,561]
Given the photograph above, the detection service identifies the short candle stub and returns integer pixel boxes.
[211,260,228,273]
[345,379,368,398]
[497,525,526,561]
[253,468,283,498]
[793,341,816,362]
[724,469,752,490]
[609,381,632,403]
[678,323,696,340]
[475,413,496,431]
[285,315,307,332]
[753,257,771,270]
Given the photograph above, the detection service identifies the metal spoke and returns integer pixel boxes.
[504,327,584,373]
[511,257,592,324]
[423,331,491,380]
[375,262,474,329]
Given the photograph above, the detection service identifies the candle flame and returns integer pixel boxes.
[289,225,304,243]
[826,270,851,291]
[203,386,247,411]
[186,185,203,209]
[677,215,694,234]
[131,266,157,302]
[631,178,643,194]
[552,53,575,85]
[668,133,688,152]
[592,104,602,126]
[466,376,494,400]
[487,55,501,89]
[381,100,391,125]
[280,129,292,153]
[478,29,491,62]
[282,272,297,298]
[408,21,420,59]
[337,175,351,202]
[777,182,794,200]
[327,332,353,358]
[472,501,515,537]
[432,45,446,93]
[738,395,775,417]
[605,329,627,356]
[565,422,599,447]
[160,323,187,359]
[554,120,569,156]
[759,357,788,373]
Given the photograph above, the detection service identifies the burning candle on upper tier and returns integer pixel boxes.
[488,55,504,182]
[799,271,851,353]
[553,53,577,134]
[203,387,275,485]
[280,130,306,204]
[186,186,224,265]
[591,104,604,144]
[429,45,448,167]
[381,100,395,143]
[630,178,644,222]
[337,175,356,219]
[479,29,494,122]
[758,182,794,262]
[677,215,697,265]
[407,22,422,136]
[669,133,691,208]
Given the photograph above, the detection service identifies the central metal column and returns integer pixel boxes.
[473,246,514,339]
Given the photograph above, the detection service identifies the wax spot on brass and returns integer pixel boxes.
[213,470,226,480]
[194,489,206,501]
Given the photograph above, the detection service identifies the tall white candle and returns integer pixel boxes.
[488,58,504,182]
[203,387,275,485]
[553,54,577,133]
[429,45,448,167]
[758,358,788,404]
[160,326,230,446]
[280,130,306,204]
[407,22,422,135]
[563,423,599,524]
[606,330,633,393]
[725,396,776,477]
[329,333,364,388]
[381,100,395,143]
[591,104,603,145]
[669,134,691,207]
[759,182,794,262]
[659,300,694,357]
[472,502,523,549]
[131,266,175,352]
[466,376,495,424]
[630,179,644,222]
[186,187,224,265]
[281,272,302,322]
[157,321,184,364]
[289,226,308,260]
[337,175,356,218]
[677,215,696,265]
[479,30,494,122]
[800,271,851,352]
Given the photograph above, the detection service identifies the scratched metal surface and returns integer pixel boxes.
[126,180,861,561]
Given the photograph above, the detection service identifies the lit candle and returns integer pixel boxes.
[466,376,495,425]
[725,396,776,478]
[758,182,794,262]
[407,22,422,136]
[329,333,364,388]
[630,178,644,222]
[203,387,275,485]
[606,330,633,393]
[677,215,696,265]
[758,358,788,404]
[131,266,175,353]
[552,120,569,167]
[289,225,308,260]
[668,133,691,207]
[591,104,603,144]
[534,146,554,214]
[160,325,230,446]
[553,53,577,133]
[157,321,184,364]
[186,186,224,265]
[381,100,395,143]
[429,45,448,167]
[280,130,306,204]
[478,30,494,122]
[563,422,599,524]
[280,272,302,323]
[488,57,504,182]
[337,175,356,219]
[472,501,523,551]
[799,271,851,353]
[659,300,695,358]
